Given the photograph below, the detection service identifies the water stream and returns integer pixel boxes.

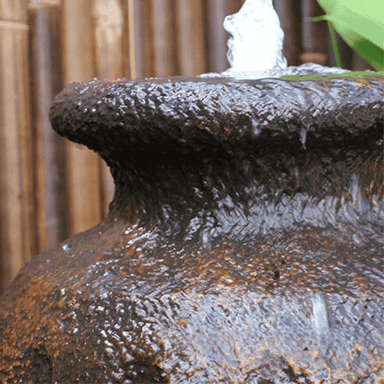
[202,0,349,79]
[223,0,287,76]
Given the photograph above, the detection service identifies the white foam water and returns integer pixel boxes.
[311,292,330,339]
[200,0,349,79]
[223,0,287,74]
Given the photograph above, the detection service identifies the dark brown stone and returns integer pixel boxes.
[0,74,383,383]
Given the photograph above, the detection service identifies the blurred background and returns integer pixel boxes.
[0,0,373,295]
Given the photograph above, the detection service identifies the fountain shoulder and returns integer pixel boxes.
[49,75,383,163]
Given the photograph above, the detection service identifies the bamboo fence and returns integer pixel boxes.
[0,0,373,294]
[0,0,35,292]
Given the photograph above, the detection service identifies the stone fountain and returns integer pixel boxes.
[0,1,383,383]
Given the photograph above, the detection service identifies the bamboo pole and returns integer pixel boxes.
[92,0,123,80]
[131,0,155,78]
[0,0,35,294]
[300,0,327,65]
[121,0,150,79]
[204,0,245,73]
[91,0,123,217]
[28,0,69,253]
[122,0,180,78]
[150,0,178,77]
[274,0,302,66]
[174,0,206,76]
[121,0,135,79]
[61,0,101,236]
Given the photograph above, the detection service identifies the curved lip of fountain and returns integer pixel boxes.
[49,75,384,161]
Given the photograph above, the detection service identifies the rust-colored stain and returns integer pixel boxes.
[0,75,383,383]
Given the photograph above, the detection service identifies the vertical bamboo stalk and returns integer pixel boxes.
[124,0,178,79]
[28,0,68,253]
[300,0,327,65]
[0,0,35,293]
[62,0,101,235]
[131,0,155,78]
[91,0,123,217]
[174,0,206,76]
[92,0,123,80]
[150,0,178,77]
[121,0,135,79]
[204,0,244,73]
[273,0,302,66]
[121,0,154,79]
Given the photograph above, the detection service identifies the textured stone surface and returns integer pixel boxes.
[0,75,383,383]
[49,75,383,163]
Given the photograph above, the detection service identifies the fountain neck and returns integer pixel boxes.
[105,135,382,243]
[107,148,245,223]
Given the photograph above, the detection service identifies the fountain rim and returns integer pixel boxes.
[49,74,384,161]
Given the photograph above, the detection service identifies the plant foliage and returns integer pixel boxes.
[312,0,384,71]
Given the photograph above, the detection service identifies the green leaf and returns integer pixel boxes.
[314,0,384,71]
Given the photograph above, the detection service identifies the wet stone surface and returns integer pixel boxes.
[0,75,383,383]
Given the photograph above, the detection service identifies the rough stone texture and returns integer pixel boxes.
[49,75,383,165]
[0,75,383,383]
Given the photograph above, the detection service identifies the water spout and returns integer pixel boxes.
[217,0,349,79]
[223,0,287,73]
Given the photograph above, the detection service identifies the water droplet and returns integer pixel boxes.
[202,232,209,246]
[62,244,71,252]
[300,127,307,149]
[251,118,261,137]
[353,233,362,245]
[311,292,329,338]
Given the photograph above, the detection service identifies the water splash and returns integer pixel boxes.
[311,292,330,338]
[223,0,287,73]
[300,127,307,149]
[215,0,349,79]
[62,244,71,252]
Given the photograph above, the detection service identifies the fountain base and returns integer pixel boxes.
[0,74,383,383]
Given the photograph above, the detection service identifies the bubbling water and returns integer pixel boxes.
[203,0,349,79]
[223,0,287,73]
